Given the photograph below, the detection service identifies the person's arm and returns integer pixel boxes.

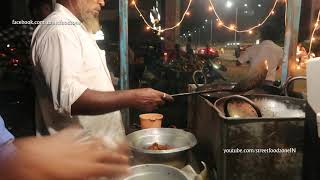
[0,128,129,180]
[34,29,173,117]
[71,88,173,115]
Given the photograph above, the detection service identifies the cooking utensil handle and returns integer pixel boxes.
[192,70,207,88]
[283,76,306,97]
[223,95,262,117]
[171,88,233,97]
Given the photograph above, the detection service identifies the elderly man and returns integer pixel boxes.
[31,0,173,142]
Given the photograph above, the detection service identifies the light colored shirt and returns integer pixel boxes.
[31,4,125,143]
[0,116,14,147]
[0,116,15,160]
[239,40,284,81]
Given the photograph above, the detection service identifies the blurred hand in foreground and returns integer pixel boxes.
[0,127,129,180]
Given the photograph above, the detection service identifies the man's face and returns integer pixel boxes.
[77,0,105,33]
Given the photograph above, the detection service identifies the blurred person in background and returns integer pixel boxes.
[186,36,194,61]
[237,25,283,82]
[0,0,53,86]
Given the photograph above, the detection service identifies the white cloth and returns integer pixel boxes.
[239,40,284,81]
[31,4,125,143]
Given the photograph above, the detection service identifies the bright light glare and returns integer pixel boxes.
[95,30,104,41]
[226,1,233,8]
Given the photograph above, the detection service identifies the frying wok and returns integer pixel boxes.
[192,67,268,102]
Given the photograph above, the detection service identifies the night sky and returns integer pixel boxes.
[180,0,284,42]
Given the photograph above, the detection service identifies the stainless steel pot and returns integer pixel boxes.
[126,128,197,168]
[122,164,189,180]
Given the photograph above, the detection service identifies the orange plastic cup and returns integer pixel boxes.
[139,113,163,129]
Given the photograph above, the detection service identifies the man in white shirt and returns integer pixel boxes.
[238,26,284,82]
[31,0,173,142]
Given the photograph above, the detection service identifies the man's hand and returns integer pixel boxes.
[2,128,129,180]
[72,88,174,115]
[131,88,174,112]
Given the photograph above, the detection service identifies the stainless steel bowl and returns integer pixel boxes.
[123,164,189,180]
[127,128,197,168]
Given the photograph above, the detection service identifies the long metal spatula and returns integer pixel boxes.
[171,68,268,98]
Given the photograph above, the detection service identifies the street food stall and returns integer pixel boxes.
[116,0,315,179]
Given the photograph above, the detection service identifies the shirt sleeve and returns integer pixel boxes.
[0,116,14,147]
[35,28,88,116]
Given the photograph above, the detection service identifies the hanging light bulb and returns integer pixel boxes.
[229,24,236,30]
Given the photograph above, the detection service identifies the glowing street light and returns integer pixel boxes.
[186,11,191,16]
[225,1,238,44]
[226,1,233,8]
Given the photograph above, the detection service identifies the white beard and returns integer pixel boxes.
[77,0,101,33]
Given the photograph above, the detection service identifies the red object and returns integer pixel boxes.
[197,47,219,57]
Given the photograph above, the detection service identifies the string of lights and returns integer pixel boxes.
[132,0,282,35]
[308,9,320,56]
[131,0,193,34]
[208,0,280,33]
